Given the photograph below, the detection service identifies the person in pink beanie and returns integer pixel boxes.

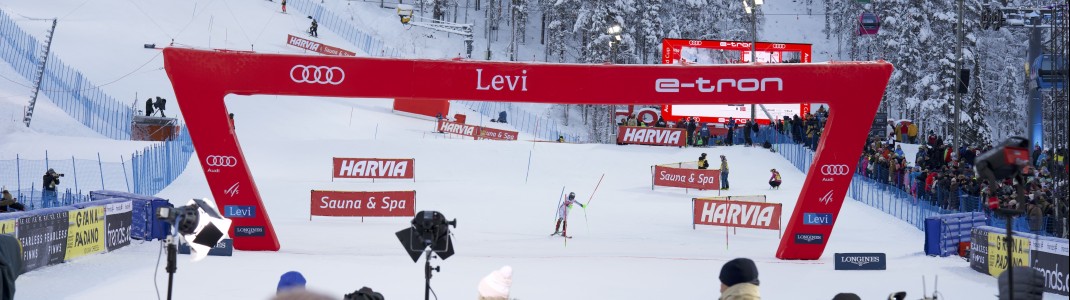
[477,266,513,300]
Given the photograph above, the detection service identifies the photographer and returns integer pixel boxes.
[42,168,62,208]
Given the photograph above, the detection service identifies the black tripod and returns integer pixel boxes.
[423,250,440,300]
[994,208,1023,299]
[165,236,179,300]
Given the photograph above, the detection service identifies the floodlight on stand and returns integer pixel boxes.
[395,211,457,300]
[155,198,233,300]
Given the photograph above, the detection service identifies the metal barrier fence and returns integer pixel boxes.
[735,126,1063,237]
[0,10,133,139]
[1,125,192,211]
[0,153,129,210]
[452,101,584,142]
[130,125,194,196]
[289,0,407,58]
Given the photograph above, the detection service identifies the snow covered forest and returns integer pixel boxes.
[418,0,1065,145]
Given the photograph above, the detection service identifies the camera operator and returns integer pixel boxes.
[154,96,167,117]
[145,98,155,116]
[42,168,63,208]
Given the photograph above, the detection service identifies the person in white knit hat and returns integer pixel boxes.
[477,265,513,300]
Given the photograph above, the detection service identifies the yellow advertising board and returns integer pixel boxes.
[987,232,1031,277]
[65,207,105,260]
[0,219,14,235]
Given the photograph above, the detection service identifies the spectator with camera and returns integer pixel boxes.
[42,168,62,208]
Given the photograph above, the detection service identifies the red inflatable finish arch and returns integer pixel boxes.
[163,48,892,260]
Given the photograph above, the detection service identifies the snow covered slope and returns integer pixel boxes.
[1,1,1030,299]
[15,95,1012,299]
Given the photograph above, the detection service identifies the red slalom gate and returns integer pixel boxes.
[652,163,721,191]
[310,190,416,219]
[163,48,891,259]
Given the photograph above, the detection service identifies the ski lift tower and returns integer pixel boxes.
[397,4,474,58]
[980,2,1068,151]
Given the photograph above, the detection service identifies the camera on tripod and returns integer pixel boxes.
[156,198,232,261]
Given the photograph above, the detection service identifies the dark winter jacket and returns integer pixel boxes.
[655,118,667,128]
[0,234,21,299]
[43,174,60,191]
[698,156,710,169]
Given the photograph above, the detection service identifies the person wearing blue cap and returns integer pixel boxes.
[277,271,307,294]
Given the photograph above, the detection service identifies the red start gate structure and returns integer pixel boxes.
[163,48,892,260]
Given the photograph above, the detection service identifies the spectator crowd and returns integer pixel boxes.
[858,131,1067,236]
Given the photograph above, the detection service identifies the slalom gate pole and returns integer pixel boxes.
[554,186,565,222]
[585,173,606,206]
[525,150,533,183]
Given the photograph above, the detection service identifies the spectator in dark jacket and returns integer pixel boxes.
[686,117,697,146]
[42,168,62,208]
[699,123,711,146]
[743,120,753,146]
[145,98,154,116]
[0,189,25,212]
[0,234,22,299]
[654,117,667,128]
[726,117,736,146]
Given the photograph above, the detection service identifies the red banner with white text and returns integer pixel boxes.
[478,126,519,140]
[332,158,415,179]
[692,198,782,230]
[287,34,356,56]
[437,119,518,141]
[653,164,721,190]
[310,190,416,217]
[618,126,687,147]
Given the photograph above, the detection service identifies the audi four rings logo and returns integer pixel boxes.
[206,155,238,167]
[689,40,702,46]
[820,164,850,176]
[290,65,345,85]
